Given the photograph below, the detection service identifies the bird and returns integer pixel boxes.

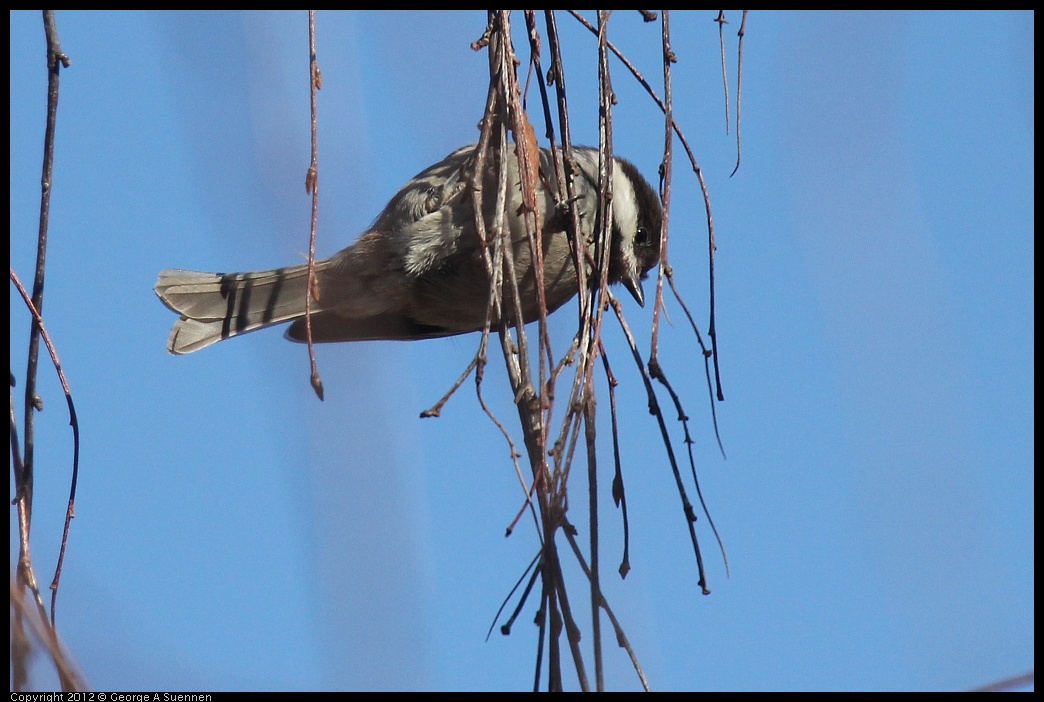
[155,143,662,354]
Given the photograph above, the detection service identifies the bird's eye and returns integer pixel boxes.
[635,226,652,247]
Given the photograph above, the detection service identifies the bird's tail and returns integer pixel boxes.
[155,261,328,354]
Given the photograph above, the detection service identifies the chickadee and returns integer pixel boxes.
[155,144,661,354]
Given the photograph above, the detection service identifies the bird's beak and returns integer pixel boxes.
[622,271,645,308]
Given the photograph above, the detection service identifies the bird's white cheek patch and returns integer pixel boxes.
[403,211,457,277]
[612,163,640,274]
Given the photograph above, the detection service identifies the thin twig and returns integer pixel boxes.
[11,376,45,612]
[730,10,748,178]
[665,270,726,458]
[715,11,730,134]
[610,296,711,595]
[584,395,604,690]
[419,356,479,418]
[650,9,673,364]
[647,355,729,576]
[486,550,542,640]
[11,269,82,634]
[22,8,71,566]
[597,343,632,578]
[561,528,650,691]
[304,10,324,400]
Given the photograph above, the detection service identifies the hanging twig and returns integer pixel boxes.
[716,11,730,134]
[11,269,82,626]
[731,10,748,177]
[567,9,725,404]
[303,10,324,400]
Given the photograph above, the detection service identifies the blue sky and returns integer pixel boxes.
[10,10,1033,692]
